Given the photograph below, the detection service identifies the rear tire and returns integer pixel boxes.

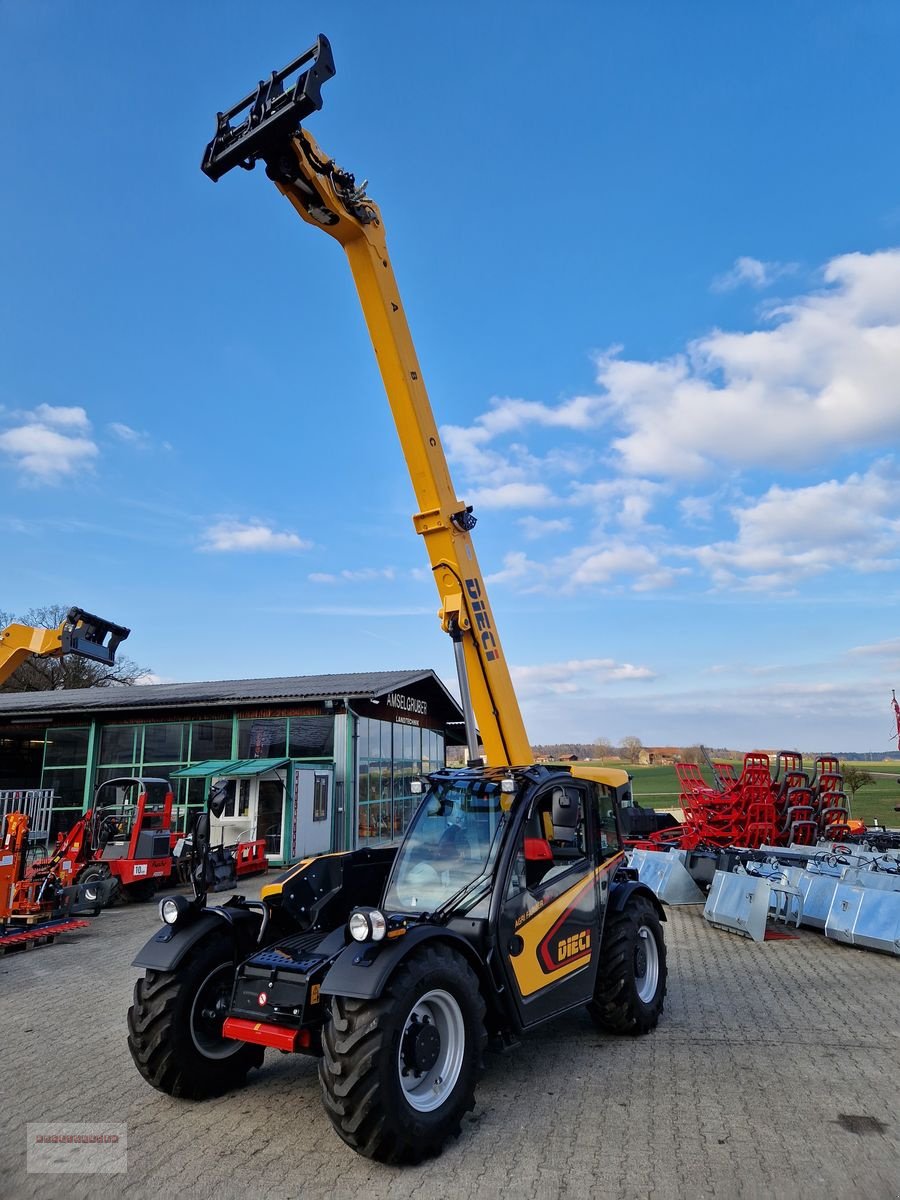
[319,943,486,1163]
[127,932,263,1099]
[588,895,666,1035]
[125,879,158,903]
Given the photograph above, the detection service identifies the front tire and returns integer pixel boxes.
[319,943,486,1163]
[588,895,666,1035]
[127,932,263,1099]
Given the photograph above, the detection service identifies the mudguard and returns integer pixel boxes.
[320,924,482,1002]
[608,879,667,923]
[131,903,263,972]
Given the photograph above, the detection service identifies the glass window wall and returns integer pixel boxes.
[43,727,90,767]
[357,717,444,846]
[237,718,287,759]
[288,716,334,758]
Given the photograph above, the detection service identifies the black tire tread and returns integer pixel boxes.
[318,944,486,1164]
[589,896,666,1036]
[126,934,262,1100]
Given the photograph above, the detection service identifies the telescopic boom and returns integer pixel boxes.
[202,35,531,767]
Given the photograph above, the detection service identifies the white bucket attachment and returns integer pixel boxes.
[703,869,802,942]
[824,876,900,955]
[627,849,705,905]
[789,866,841,930]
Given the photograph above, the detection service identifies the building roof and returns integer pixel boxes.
[0,669,459,719]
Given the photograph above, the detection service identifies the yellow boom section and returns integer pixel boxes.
[268,135,530,766]
[274,135,531,766]
[0,608,130,686]
[200,39,531,767]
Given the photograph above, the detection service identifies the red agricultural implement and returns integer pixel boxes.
[630,751,864,853]
[0,811,113,954]
[31,777,175,905]
[32,777,269,906]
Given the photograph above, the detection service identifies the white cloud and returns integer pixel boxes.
[520,675,888,749]
[468,482,558,509]
[441,394,603,485]
[691,462,900,588]
[679,495,714,524]
[518,516,572,540]
[848,637,900,660]
[484,551,538,586]
[570,479,664,530]
[598,249,900,476]
[567,542,665,589]
[308,567,396,584]
[0,418,98,482]
[31,404,90,430]
[108,422,151,447]
[199,521,310,553]
[511,657,657,698]
[711,255,796,293]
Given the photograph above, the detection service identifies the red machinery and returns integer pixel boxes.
[36,776,268,904]
[630,751,864,853]
[0,810,111,952]
[41,777,175,904]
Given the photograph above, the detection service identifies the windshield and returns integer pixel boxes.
[384,778,509,914]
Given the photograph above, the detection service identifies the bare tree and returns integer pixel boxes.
[619,735,643,764]
[0,604,149,693]
[593,737,614,760]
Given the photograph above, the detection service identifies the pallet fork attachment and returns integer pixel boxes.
[201,35,335,182]
[59,607,130,667]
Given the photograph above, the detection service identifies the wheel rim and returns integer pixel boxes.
[80,866,107,904]
[634,925,659,1004]
[189,963,242,1060]
[397,988,466,1113]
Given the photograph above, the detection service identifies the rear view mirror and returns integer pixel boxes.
[523,837,553,862]
[194,811,210,846]
[208,780,230,819]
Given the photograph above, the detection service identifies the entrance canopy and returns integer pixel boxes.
[171,758,290,779]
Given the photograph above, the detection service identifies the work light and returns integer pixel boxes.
[348,907,387,942]
[159,895,190,925]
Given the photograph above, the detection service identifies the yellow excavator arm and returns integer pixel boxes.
[0,607,131,687]
[203,36,531,767]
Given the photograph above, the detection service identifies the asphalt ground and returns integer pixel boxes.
[0,882,897,1200]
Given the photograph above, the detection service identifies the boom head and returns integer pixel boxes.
[60,608,130,667]
[201,35,335,182]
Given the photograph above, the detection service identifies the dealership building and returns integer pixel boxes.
[0,670,465,864]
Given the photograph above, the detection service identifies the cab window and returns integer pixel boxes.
[591,784,622,861]
[506,785,588,898]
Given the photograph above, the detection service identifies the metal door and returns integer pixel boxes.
[498,780,603,1028]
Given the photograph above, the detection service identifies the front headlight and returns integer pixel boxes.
[159,895,189,926]
[369,909,387,941]
[349,910,370,942]
[348,907,388,942]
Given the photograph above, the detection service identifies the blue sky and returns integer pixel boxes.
[3,2,900,752]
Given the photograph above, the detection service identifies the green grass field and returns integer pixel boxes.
[583,759,900,827]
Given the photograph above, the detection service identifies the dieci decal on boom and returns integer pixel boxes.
[465,578,498,662]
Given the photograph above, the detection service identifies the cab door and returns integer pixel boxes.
[497,780,603,1029]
